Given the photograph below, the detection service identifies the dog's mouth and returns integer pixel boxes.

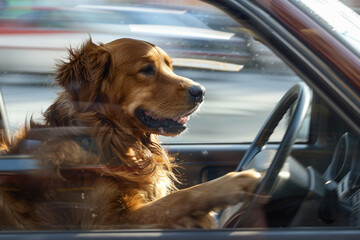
[135,108,194,135]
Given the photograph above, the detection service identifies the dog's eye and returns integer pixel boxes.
[165,59,171,67]
[139,65,155,75]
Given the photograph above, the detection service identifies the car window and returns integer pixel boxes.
[0,0,359,234]
[0,0,304,144]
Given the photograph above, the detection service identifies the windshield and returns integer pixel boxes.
[295,0,360,56]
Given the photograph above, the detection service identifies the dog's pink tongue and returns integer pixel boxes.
[175,116,189,124]
[145,111,189,124]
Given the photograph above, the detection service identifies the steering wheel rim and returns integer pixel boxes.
[222,83,311,228]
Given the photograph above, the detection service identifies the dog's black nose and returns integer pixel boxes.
[189,85,205,103]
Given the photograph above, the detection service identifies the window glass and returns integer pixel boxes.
[0,0,359,233]
[0,0,304,144]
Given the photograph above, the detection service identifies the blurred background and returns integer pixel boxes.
[0,0,357,143]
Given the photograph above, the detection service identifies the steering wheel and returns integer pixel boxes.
[220,83,311,228]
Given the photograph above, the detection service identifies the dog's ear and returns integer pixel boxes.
[55,39,111,106]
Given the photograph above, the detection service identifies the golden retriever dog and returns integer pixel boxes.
[0,38,260,229]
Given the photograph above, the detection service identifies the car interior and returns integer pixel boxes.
[166,82,360,228]
[0,0,359,233]
[0,75,358,229]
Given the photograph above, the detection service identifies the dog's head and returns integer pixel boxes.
[56,38,205,136]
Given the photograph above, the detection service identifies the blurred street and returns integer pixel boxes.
[172,69,300,143]
[0,69,301,143]
[0,0,299,144]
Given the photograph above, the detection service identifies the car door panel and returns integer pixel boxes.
[166,144,333,189]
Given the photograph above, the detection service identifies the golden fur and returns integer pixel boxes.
[0,38,260,229]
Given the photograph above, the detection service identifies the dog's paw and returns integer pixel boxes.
[198,169,262,210]
[226,169,262,192]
